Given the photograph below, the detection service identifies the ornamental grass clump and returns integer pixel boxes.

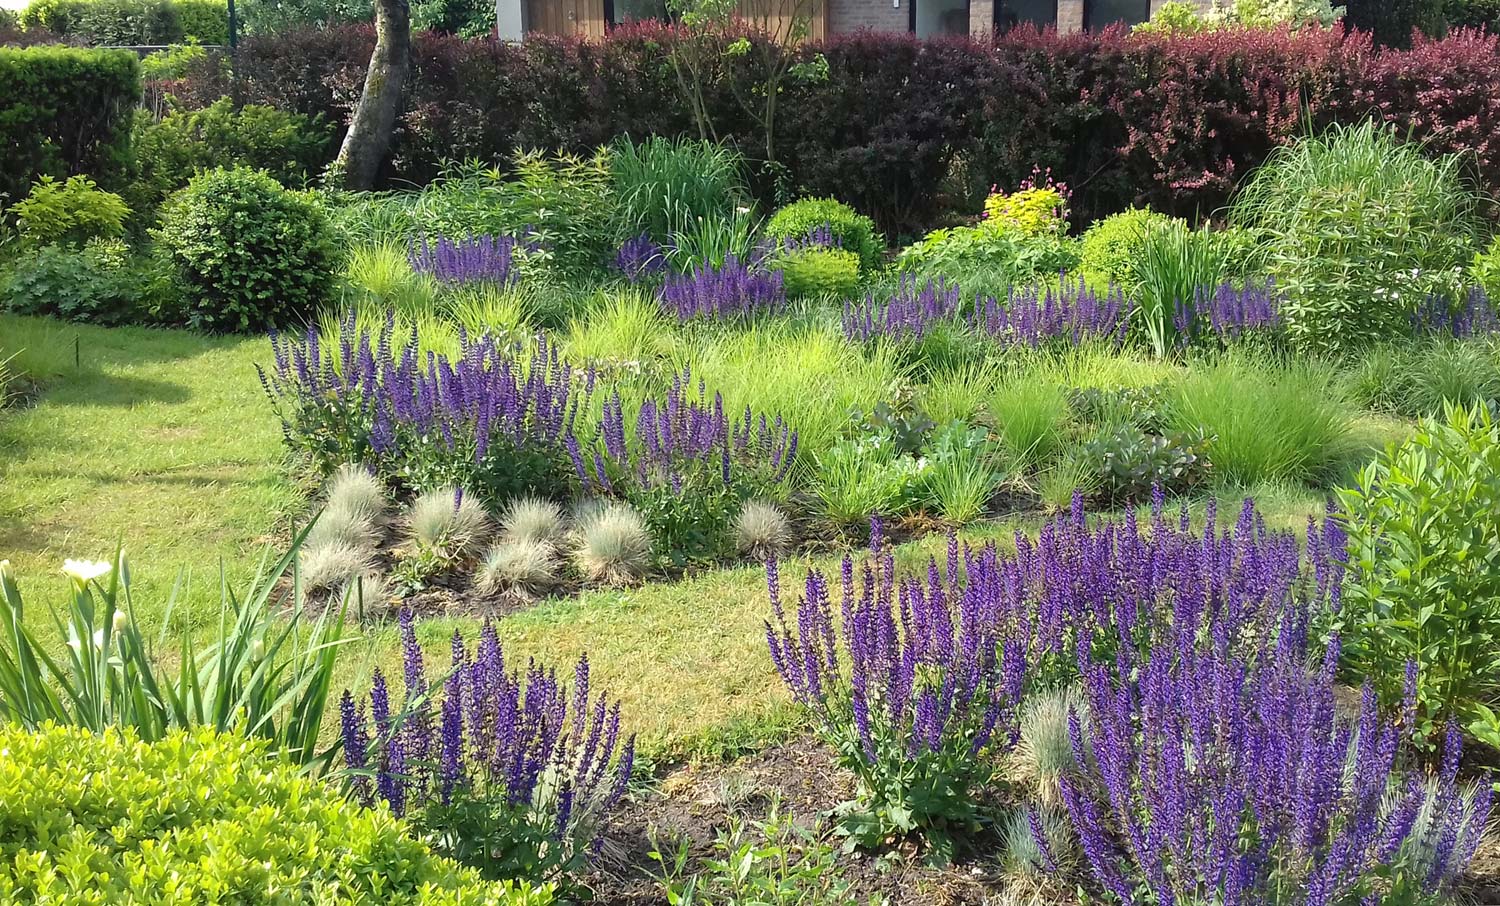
[733,500,793,561]
[572,503,652,586]
[657,254,784,320]
[408,486,490,562]
[475,538,559,598]
[341,613,633,887]
[263,317,590,504]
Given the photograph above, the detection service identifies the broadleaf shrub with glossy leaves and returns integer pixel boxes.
[0,723,553,905]
[1332,403,1500,746]
[156,166,339,333]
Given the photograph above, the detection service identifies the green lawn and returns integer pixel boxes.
[0,313,1369,761]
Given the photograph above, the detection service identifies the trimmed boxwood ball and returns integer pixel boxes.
[0,723,552,904]
[1078,206,1177,291]
[155,166,339,333]
[772,247,861,300]
[764,197,884,272]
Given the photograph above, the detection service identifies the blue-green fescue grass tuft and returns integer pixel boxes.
[733,500,793,561]
[572,503,652,586]
[1167,352,1354,487]
[407,487,490,560]
[499,496,568,548]
[475,538,559,598]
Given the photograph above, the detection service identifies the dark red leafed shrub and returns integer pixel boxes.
[1357,28,1500,199]
[168,25,1500,234]
[1105,26,1372,218]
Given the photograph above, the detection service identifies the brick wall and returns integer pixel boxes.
[829,0,909,32]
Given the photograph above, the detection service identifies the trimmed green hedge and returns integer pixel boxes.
[0,46,140,206]
[18,0,228,44]
[0,723,555,905]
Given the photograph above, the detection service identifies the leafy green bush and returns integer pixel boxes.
[609,136,744,245]
[765,196,884,272]
[9,174,128,246]
[1082,422,1212,504]
[1333,403,1500,746]
[0,723,552,905]
[1078,207,1177,291]
[414,153,613,277]
[0,47,140,207]
[17,0,228,43]
[129,98,334,215]
[0,541,347,766]
[1167,354,1351,486]
[897,225,1080,291]
[1348,338,1500,418]
[770,247,861,299]
[1231,122,1479,355]
[0,240,146,324]
[1473,235,1500,302]
[156,166,338,332]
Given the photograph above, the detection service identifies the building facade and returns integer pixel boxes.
[497,0,1211,39]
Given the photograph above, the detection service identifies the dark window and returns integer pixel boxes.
[605,0,670,26]
[912,0,972,37]
[1084,0,1150,30]
[997,0,1056,30]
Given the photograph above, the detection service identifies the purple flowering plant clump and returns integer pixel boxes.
[262,315,591,503]
[1411,287,1500,338]
[842,276,964,344]
[973,280,1133,349]
[579,366,799,565]
[657,254,785,321]
[1173,280,1283,346]
[340,611,634,886]
[614,234,669,282]
[767,493,1494,898]
[409,233,535,286]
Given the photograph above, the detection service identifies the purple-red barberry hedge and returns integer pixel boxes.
[170,23,1500,235]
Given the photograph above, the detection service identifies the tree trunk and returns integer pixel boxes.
[335,0,411,190]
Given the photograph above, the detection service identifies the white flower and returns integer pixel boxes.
[112,611,128,634]
[249,639,265,661]
[67,627,82,653]
[91,629,105,650]
[61,559,111,584]
[0,560,10,581]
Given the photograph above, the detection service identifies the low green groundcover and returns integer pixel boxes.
[0,723,553,905]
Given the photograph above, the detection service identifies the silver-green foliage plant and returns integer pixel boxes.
[1333,403,1500,746]
[0,542,349,767]
[1231,122,1478,356]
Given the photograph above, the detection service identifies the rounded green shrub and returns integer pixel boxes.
[9,174,129,247]
[765,197,884,272]
[156,166,338,333]
[0,723,553,905]
[1079,207,1178,290]
[772,247,861,299]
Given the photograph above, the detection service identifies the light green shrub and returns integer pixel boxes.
[1078,207,1178,291]
[1473,235,1500,301]
[771,247,861,299]
[1333,403,1500,747]
[0,723,552,905]
[764,196,884,272]
[1230,122,1478,355]
[9,174,128,246]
